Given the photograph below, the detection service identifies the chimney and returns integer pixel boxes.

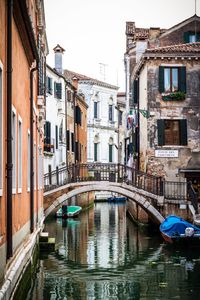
[148,28,161,48]
[53,44,65,74]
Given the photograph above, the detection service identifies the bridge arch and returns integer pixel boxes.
[44,182,165,224]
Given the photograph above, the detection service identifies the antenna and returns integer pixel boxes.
[195,0,197,39]
[99,62,108,82]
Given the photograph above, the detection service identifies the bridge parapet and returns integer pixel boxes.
[44,163,164,196]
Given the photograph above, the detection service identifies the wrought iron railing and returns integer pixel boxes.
[44,163,164,196]
[164,181,188,200]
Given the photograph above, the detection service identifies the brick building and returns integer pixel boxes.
[124,15,200,196]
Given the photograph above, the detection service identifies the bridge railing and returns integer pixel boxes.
[164,181,187,200]
[44,163,164,196]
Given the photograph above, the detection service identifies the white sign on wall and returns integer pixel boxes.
[155,150,179,158]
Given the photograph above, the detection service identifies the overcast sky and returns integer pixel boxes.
[44,0,199,91]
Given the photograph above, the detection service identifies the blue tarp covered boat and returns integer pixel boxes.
[160,215,200,244]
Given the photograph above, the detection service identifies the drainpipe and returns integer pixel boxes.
[30,66,37,233]
[65,84,68,167]
[6,0,13,260]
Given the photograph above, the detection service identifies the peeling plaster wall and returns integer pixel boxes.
[139,59,200,180]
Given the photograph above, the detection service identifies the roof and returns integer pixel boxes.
[144,42,200,56]
[64,69,119,90]
[160,14,200,38]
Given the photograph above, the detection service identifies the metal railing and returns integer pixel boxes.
[44,163,164,196]
[164,181,188,200]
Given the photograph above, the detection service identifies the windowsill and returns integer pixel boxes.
[12,188,16,194]
[27,188,30,192]
[18,188,22,194]
[0,189,2,197]
[161,91,186,101]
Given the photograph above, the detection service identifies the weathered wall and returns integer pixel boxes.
[139,59,200,180]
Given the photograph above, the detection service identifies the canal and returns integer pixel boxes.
[26,202,200,300]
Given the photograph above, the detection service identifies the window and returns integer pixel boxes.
[159,66,186,94]
[67,130,70,151]
[94,102,98,118]
[55,125,58,149]
[12,108,16,192]
[184,31,200,43]
[118,111,123,126]
[46,76,53,94]
[75,106,82,125]
[132,79,139,105]
[109,144,113,162]
[94,143,98,162]
[54,82,62,99]
[0,67,2,194]
[27,131,30,191]
[67,90,72,101]
[34,144,36,190]
[71,132,74,152]
[18,117,22,192]
[157,119,187,146]
[44,121,52,152]
[59,121,63,143]
[109,105,113,121]
[164,68,178,92]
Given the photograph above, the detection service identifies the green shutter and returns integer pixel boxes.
[56,83,62,99]
[184,32,190,43]
[180,119,187,145]
[109,145,113,162]
[178,66,186,93]
[133,80,139,104]
[158,66,164,93]
[157,119,165,146]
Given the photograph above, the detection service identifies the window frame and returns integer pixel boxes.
[12,106,17,194]
[0,64,3,196]
[18,115,22,193]
[157,119,187,146]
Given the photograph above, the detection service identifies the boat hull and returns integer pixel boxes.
[160,215,200,245]
[56,206,82,218]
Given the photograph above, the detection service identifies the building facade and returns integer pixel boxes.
[124,15,200,195]
[0,0,47,296]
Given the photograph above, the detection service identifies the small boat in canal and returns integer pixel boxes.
[160,215,200,244]
[56,205,82,218]
[107,196,127,202]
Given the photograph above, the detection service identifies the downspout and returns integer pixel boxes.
[30,66,37,233]
[6,0,13,259]
[65,83,68,166]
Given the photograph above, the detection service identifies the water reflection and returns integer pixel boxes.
[28,203,200,300]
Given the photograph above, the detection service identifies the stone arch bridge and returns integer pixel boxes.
[44,163,193,225]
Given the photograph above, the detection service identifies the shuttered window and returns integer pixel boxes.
[54,82,62,99]
[46,77,53,94]
[159,66,186,93]
[44,121,51,145]
[109,144,113,162]
[94,143,98,162]
[132,79,139,104]
[184,31,200,43]
[67,130,70,151]
[71,132,74,152]
[75,106,82,125]
[55,125,58,149]
[157,119,187,146]
[94,102,98,118]
[109,105,113,121]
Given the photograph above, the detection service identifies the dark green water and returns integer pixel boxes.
[27,202,200,300]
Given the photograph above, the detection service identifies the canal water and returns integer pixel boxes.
[27,202,200,300]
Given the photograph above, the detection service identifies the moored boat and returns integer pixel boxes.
[107,196,127,202]
[160,215,200,244]
[56,205,82,218]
